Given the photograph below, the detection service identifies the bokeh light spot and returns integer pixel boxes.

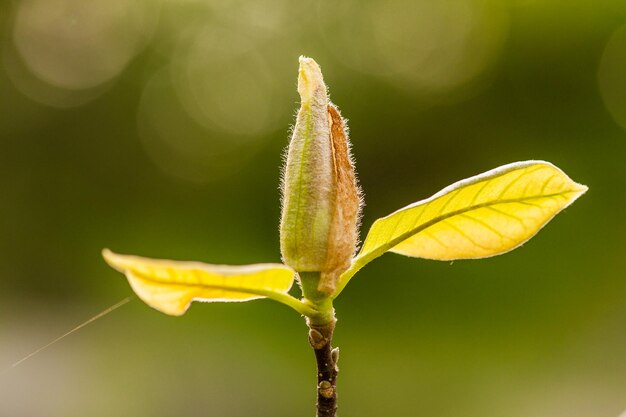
[319,0,508,98]
[171,26,284,137]
[3,42,111,108]
[13,0,158,91]
[138,68,261,184]
[598,25,626,131]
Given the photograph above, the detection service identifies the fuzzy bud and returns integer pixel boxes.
[280,56,362,294]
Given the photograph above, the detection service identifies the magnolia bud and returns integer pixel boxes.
[280,56,362,294]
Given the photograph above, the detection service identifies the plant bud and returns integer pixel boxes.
[280,56,362,294]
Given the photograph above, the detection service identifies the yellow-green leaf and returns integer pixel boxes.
[334,161,587,296]
[102,249,307,316]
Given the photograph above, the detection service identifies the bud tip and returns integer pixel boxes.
[298,56,325,103]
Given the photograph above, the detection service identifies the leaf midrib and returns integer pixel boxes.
[129,270,292,298]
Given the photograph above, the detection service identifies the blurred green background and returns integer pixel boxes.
[1,0,625,416]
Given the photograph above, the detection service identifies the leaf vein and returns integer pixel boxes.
[423,230,447,248]
[469,177,493,206]
[540,173,559,194]
[458,213,509,240]
[485,206,526,227]
[441,219,492,250]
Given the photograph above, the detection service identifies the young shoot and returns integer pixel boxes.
[103,56,587,417]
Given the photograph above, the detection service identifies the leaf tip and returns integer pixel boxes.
[567,181,588,203]
[102,248,134,275]
[102,248,118,269]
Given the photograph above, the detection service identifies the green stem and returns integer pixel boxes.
[299,272,335,324]
[268,292,317,317]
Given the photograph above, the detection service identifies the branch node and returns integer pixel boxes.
[318,380,334,399]
[308,328,327,349]
[331,347,340,370]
